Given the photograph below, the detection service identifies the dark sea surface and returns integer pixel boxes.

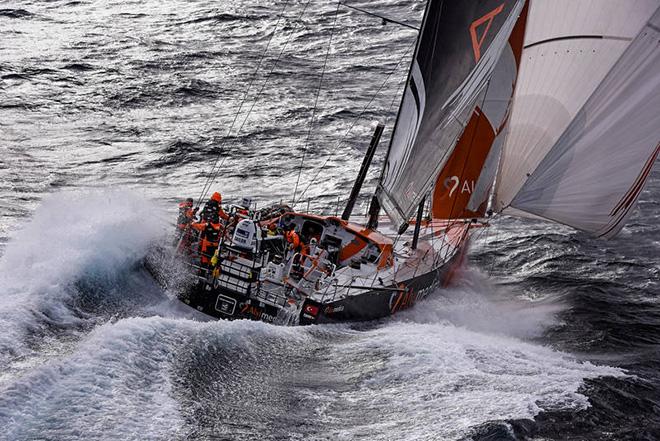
[1,1,659,440]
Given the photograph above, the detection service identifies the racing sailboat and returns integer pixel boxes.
[153,0,528,325]
[155,0,659,325]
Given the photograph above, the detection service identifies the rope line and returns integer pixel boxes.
[292,1,341,206]
[195,0,311,207]
[293,39,416,206]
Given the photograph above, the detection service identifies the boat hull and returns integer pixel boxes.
[301,236,467,324]
[174,233,468,325]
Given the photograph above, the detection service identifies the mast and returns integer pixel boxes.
[342,123,384,221]
[411,196,425,250]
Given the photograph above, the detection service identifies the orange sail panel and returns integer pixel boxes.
[431,108,495,219]
[431,3,528,220]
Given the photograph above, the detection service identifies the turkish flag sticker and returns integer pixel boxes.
[304,304,319,316]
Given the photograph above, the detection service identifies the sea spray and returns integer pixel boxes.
[0,190,167,368]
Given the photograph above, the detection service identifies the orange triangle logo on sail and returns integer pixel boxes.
[470,4,505,62]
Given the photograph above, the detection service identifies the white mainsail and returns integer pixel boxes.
[495,0,659,211]
[493,0,660,238]
[376,0,525,231]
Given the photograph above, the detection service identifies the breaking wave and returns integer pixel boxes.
[312,273,626,441]
[0,190,167,370]
[0,316,309,441]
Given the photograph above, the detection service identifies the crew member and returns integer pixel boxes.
[266,222,278,237]
[285,227,302,254]
[191,220,222,268]
[175,198,196,253]
[177,198,194,228]
[200,192,230,224]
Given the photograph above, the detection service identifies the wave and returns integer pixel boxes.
[0,190,167,370]
[0,9,33,19]
[0,316,308,441]
[321,273,626,440]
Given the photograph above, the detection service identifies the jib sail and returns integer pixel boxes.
[494,1,660,238]
[375,0,525,231]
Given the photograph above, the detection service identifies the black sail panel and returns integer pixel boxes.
[377,0,525,230]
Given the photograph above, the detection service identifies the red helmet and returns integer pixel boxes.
[211,192,222,202]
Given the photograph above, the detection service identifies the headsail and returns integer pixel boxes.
[376,0,525,231]
[431,2,528,220]
[494,0,660,213]
[509,5,660,238]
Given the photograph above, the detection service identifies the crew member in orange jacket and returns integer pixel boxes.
[200,192,229,223]
[285,228,302,254]
[191,221,222,267]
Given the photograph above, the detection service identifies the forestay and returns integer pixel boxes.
[495,0,660,213]
[510,5,660,238]
[376,0,525,231]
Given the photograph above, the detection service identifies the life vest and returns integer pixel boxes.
[200,200,220,223]
[285,230,301,252]
[200,199,229,223]
[192,222,222,264]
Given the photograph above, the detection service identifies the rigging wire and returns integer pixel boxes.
[292,39,416,206]
[486,211,503,277]
[232,0,313,143]
[292,1,341,206]
[173,1,292,259]
[194,0,291,208]
[339,2,419,31]
[195,0,311,208]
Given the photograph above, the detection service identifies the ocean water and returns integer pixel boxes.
[1,1,659,440]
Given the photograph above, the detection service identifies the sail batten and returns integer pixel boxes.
[376,0,525,230]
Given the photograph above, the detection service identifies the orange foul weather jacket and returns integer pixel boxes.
[191,221,223,265]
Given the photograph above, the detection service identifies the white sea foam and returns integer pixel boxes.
[397,268,567,339]
[0,316,307,441]
[316,271,625,441]
[0,190,167,368]
[320,322,624,441]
